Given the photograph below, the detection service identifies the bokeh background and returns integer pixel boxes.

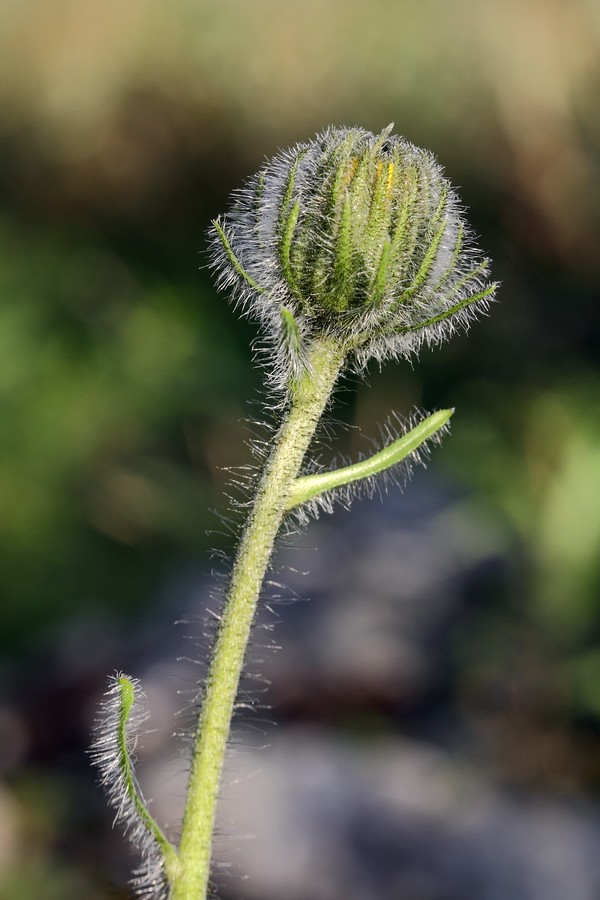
[1,1,600,898]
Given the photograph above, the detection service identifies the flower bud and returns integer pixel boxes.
[210,125,497,379]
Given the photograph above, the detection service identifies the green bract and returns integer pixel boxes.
[210,124,497,384]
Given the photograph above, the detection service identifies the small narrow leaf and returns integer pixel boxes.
[285,408,454,510]
[401,283,497,333]
[279,201,302,295]
[280,305,304,359]
[212,219,265,293]
[90,673,179,894]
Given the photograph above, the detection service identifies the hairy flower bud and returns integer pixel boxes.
[210,124,497,383]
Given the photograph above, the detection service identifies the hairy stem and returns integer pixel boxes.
[171,334,346,900]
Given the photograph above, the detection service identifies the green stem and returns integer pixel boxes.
[171,334,346,900]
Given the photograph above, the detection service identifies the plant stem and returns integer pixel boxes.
[171,334,346,900]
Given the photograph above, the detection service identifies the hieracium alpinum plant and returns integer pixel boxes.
[91,124,498,899]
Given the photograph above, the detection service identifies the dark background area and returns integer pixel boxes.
[1,1,600,898]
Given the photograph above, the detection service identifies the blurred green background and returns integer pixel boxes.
[0,1,599,898]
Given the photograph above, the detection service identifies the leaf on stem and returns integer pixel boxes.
[285,408,454,511]
[90,673,179,897]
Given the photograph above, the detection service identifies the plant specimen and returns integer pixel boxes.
[91,124,497,899]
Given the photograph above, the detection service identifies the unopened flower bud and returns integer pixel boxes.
[210,125,497,380]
